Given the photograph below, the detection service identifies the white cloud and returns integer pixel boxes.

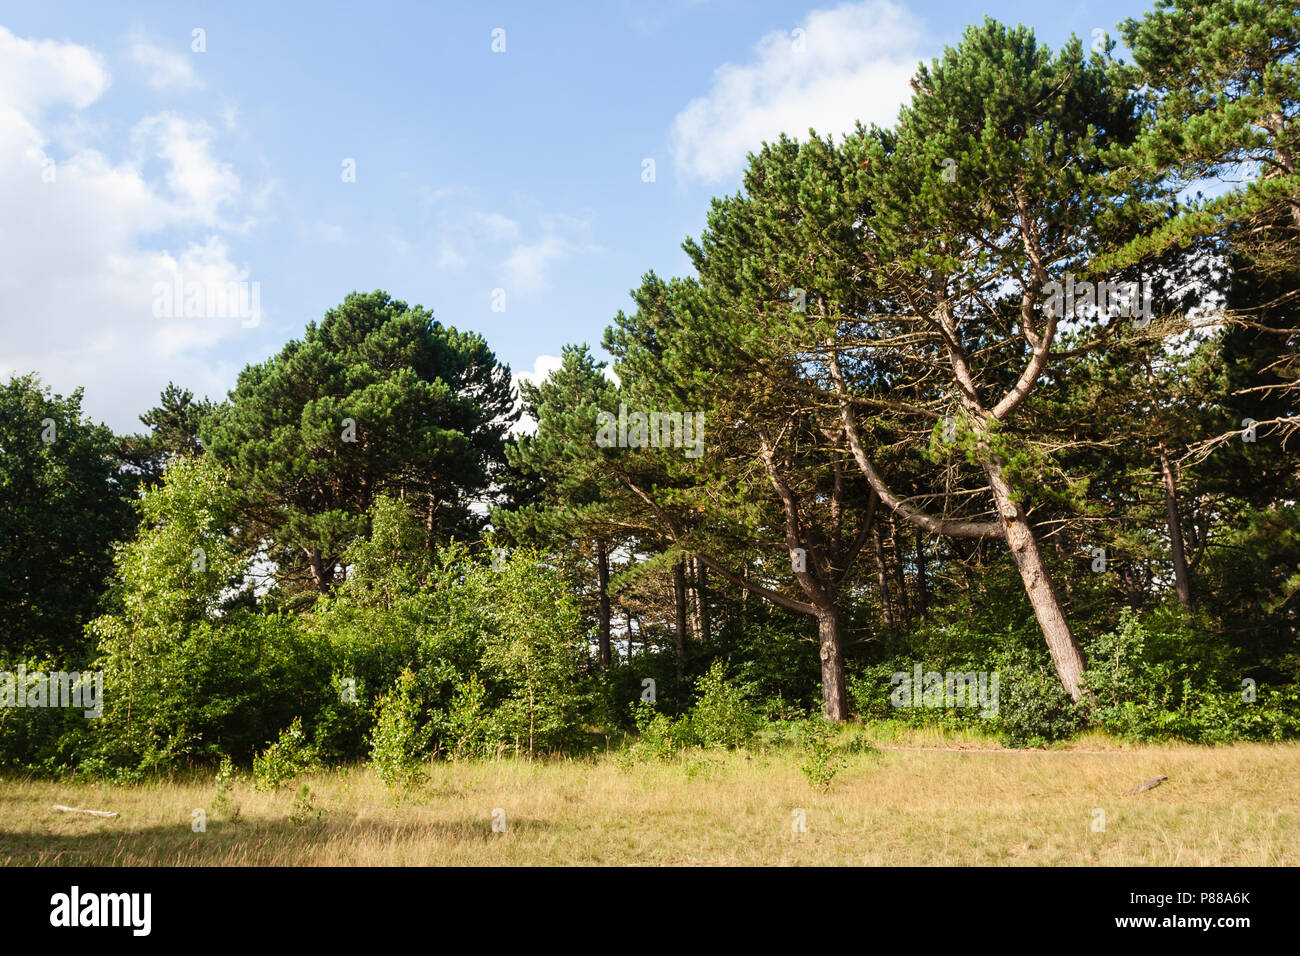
[467,209,520,243]
[128,37,203,91]
[0,25,255,432]
[298,219,347,244]
[429,201,599,291]
[516,353,564,390]
[434,243,466,268]
[131,112,240,224]
[510,354,565,436]
[669,0,924,183]
[0,25,109,117]
[504,235,592,292]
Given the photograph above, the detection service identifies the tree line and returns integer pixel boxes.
[1,0,1296,774]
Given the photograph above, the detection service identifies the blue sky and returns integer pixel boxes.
[0,0,1146,432]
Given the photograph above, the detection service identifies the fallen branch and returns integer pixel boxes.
[52,804,119,818]
[1128,775,1168,794]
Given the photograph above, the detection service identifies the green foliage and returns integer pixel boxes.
[1117,0,1300,269]
[472,544,589,755]
[310,505,594,762]
[0,375,137,657]
[369,668,430,791]
[253,718,320,792]
[995,649,1087,748]
[70,457,337,775]
[621,701,686,763]
[440,674,499,760]
[211,755,236,815]
[1082,609,1300,742]
[290,784,322,827]
[623,661,759,761]
[201,290,517,597]
[798,720,846,791]
[117,382,216,488]
[688,660,760,748]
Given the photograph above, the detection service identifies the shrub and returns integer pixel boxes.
[1081,609,1300,742]
[439,674,501,760]
[211,755,236,815]
[798,720,845,791]
[253,718,320,792]
[369,668,430,792]
[290,784,321,827]
[622,661,759,762]
[689,661,759,748]
[995,649,1086,748]
[623,700,693,762]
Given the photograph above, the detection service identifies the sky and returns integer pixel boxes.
[0,0,1147,433]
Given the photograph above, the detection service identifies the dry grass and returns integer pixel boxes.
[2,728,1297,866]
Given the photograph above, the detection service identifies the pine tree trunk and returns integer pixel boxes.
[915,528,929,621]
[673,560,688,679]
[696,559,710,644]
[596,542,612,668]
[889,516,909,620]
[817,606,848,721]
[1159,445,1193,611]
[687,557,703,642]
[872,527,895,624]
[307,548,332,593]
[984,461,1086,701]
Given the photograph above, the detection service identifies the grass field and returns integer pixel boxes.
[2,725,1297,866]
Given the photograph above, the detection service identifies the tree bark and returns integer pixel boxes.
[1158,444,1193,611]
[915,528,929,621]
[889,516,909,619]
[872,527,895,624]
[817,606,848,721]
[596,542,612,668]
[984,460,1086,701]
[695,559,710,644]
[673,559,688,679]
[306,548,332,593]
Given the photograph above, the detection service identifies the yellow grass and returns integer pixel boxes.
[3,731,1297,866]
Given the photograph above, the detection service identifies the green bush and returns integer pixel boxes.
[622,661,759,762]
[369,668,430,791]
[994,649,1086,748]
[438,674,502,760]
[688,661,760,748]
[622,700,685,762]
[253,718,320,792]
[798,720,845,791]
[1081,609,1300,742]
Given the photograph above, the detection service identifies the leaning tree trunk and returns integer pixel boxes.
[816,605,848,721]
[1158,445,1193,611]
[984,461,1087,701]
[596,542,612,668]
